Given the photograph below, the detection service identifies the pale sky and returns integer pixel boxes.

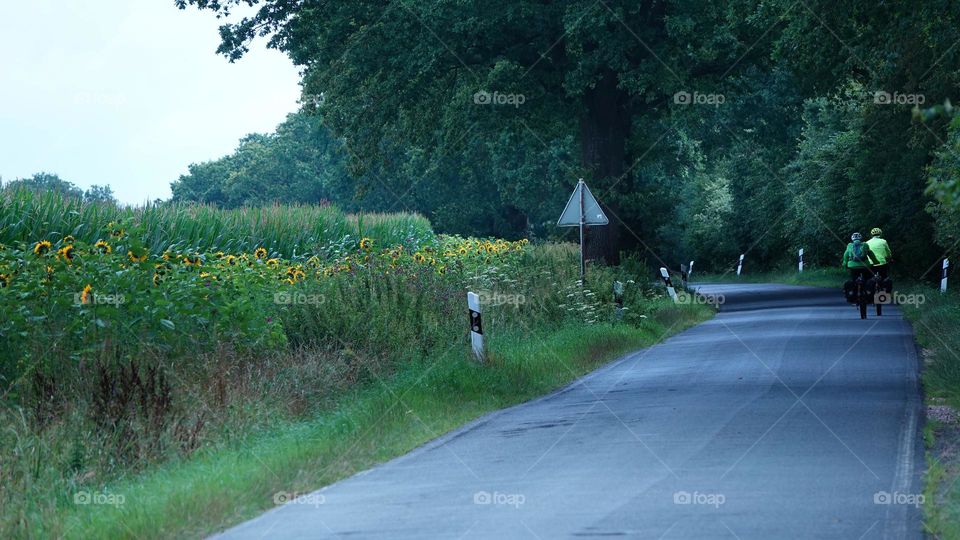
[0,1,301,204]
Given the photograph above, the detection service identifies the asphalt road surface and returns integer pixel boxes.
[214,283,924,539]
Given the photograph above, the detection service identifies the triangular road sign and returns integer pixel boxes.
[557,179,609,227]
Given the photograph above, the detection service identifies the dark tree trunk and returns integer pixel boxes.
[580,70,630,265]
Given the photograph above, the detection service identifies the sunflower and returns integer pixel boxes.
[95,240,112,254]
[266,258,280,268]
[162,251,173,261]
[181,255,202,267]
[110,228,125,239]
[152,273,162,286]
[215,251,226,259]
[128,249,149,263]
[57,244,76,262]
[286,266,306,281]
[200,271,218,281]
[33,240,52,256]
[0,273,10,288]
[306,256,321,268]
[63,235,75,244]
[359,237,373,251]
[224,255,238,266]
[80,284,93,305]
[413,252,426,264]
[458,247,468,255]
[254,247,268,260]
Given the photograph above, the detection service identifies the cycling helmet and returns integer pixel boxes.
[851,232,862,241]
[870,227,882,236]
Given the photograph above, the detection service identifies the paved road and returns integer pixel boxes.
[214,284,924,539]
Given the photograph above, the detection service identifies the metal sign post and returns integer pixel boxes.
[579,182,585,279]
[557,178,609,281]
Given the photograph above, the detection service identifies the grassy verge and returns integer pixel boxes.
[693,267,845,288]
[52,302,711,538]
[900,287,960,538]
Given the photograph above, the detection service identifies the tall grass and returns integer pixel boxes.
[0,188,432,257]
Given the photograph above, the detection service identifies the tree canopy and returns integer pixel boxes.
[174,0,960,276]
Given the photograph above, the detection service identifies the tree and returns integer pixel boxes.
[84,185,117,204]
[4,172,84,198]
[176,0,769,262]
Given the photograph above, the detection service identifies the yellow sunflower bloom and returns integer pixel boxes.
[254,247,268,259]
[359,237,373,251]
[33,240,52,256]
[57,244,76,262]
[80,284,93,305]
[127,250,149,263]
[95,240,112,254]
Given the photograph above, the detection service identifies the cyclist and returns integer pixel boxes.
[866,227,892,280]
[841,232,879,281]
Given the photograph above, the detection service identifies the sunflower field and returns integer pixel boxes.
[0,194,698,538]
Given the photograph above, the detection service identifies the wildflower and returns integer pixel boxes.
[359,237,373,251]
[33,240,52,256]
[95,240,112,254]
[57,244,76,262]
[254,247,268,260]
[80,284,93,305]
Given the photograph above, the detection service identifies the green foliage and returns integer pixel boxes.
[0,209,690,536]
[170,0,960,276]
[0,187,432,258]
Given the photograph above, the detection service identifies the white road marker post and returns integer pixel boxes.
[736,254,745,276]
[942,258,949,293]
[688,260,694,282]
[798,248,804,273]
[659,267,678,303]
[467,292,485,361]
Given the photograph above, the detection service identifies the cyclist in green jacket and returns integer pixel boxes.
[841,232,879,281]
[866,227,892,280]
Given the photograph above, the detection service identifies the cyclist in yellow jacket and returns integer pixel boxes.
[866,227,892,280]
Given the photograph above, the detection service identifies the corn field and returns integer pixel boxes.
[0,188,434,258]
